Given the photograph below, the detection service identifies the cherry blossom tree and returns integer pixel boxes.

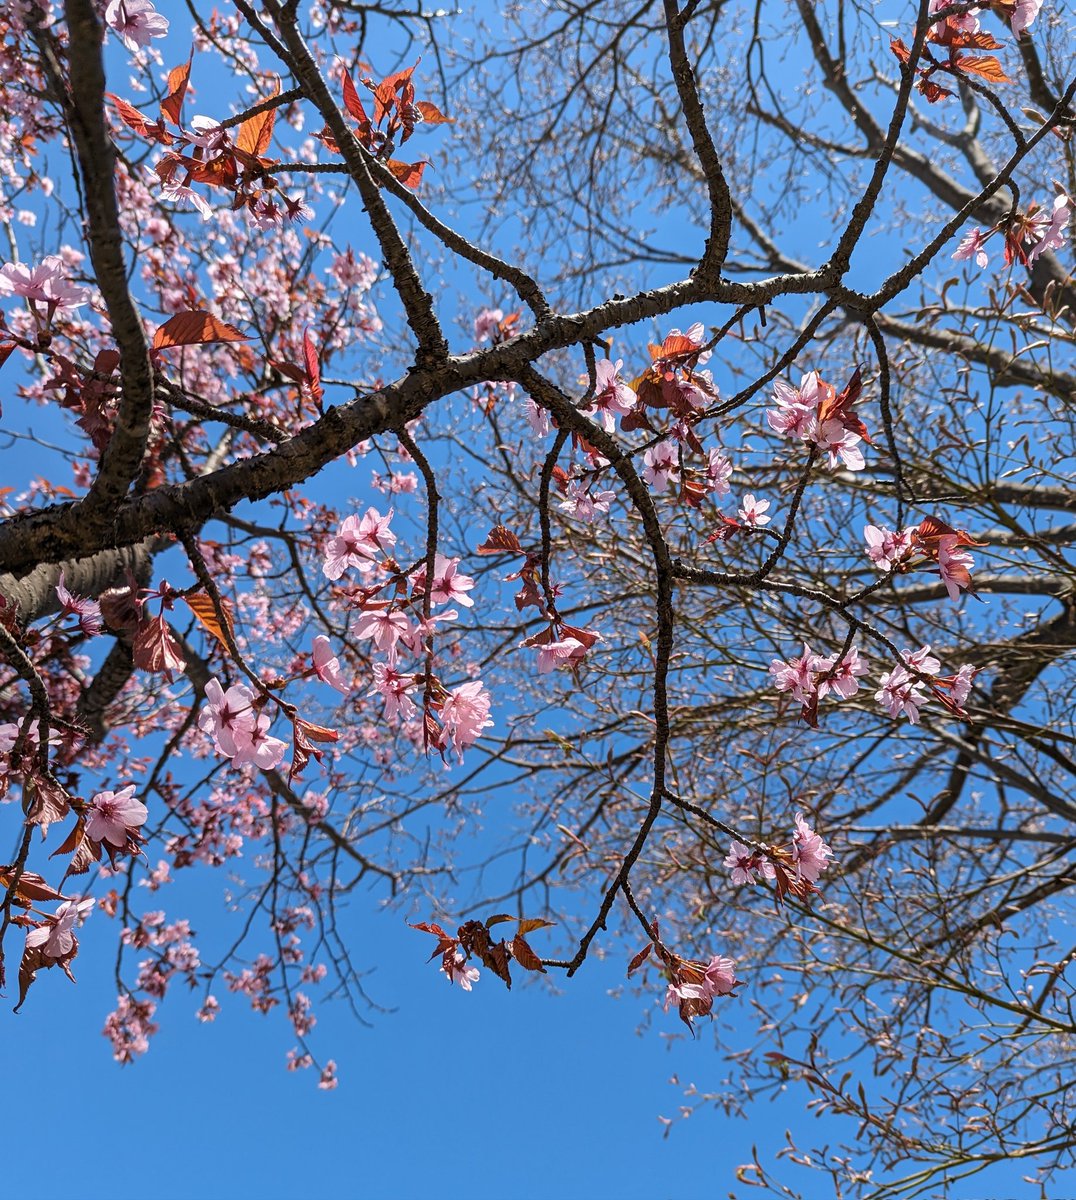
[0,0,1073,1193]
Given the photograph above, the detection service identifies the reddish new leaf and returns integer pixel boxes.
[508,935,546,973]
[182,589,235,650]
[516,917,555,936]
[628,943,653,976]
[152,311,248,351]
[236,85,279,158]
[107,94,173,144]
[24,774,71,837]
[386,159,427,189]
[476,525,524,556]
[161,54,193,126]
[415,101,454,125]
[0,867,72,905]
[302,328,323,403]
[341,68,370,124]
[132,615,186,679]
[954,54,1011,85]
[289,717,340,782]
[409,920,458,960]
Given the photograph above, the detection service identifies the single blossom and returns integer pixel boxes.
[1010,0,1042,37]
[1026,193,1071,264]
[55,571,103,636]
[85,784,148,847]
[585,358,636,432]
[441,949,480,991]
[737,494,771,527]
[706,449,733,497]
[412,554,476,608]
[26,897,94,958]
[369,663,417,722]
[559,481,616,522]
[770,642,830,705]
[312,636,351,696]
[532,636,588,674]
[875,665,927,724]
[817,646,870,700]
[473,308,504,343]
[439,680,494,758]
[815,419,865,472]
[199,678,258,758]
[937,534,975,601]
[642,439,680,492]
[105,0,169,50]
[952,227,990,270]
[767,371,822,439]
[353,607,412,661]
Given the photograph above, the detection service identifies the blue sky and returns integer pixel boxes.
[1,4,1071,1199]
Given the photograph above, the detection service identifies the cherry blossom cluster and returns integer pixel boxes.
[627,919,739,1030]
[767,367,869,472]
[0,256,89,325]
[865,517,981,601]
[770,642,870,725]
[953,191,1069,271]
[322,506,493,760]
[876,646,976,724]
[199,678,288,770]
[724,812,834,901]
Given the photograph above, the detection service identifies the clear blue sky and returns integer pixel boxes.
[0,4,1065,1199]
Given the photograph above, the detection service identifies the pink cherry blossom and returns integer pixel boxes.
[703,954,738,996]
[792,812,833,883]
[952,227,990,269]
[817,646,870,699]
[322,508,396,579]
[643,439,680,492]
[864,524,916,571]
[770,643,829,705]
[875,666,927,724]
[532,636,588,673]
[1026,193,1070,264]
[105,0,169,51]
[199,678,258,757]
[415,554,476,608]
[0,256,88,314]
[442,949,480,990]
[1010,0,1042,37]
[229,713,287,771]
[439,680,494,758]
[950,663,977,706]
[159,181,214,221]
[767,372,822,439]
[312,636,351,696]
[737,493,771,527]
[928,0,980,32]
[706,449,733,497]
[353,606,412,661]
[585,358,636,432]
[723,841,775,886]
[85,784,148,846]
[55,571,103,636]
[524,397,551,436]
[26,897,94,958]
[473,308,504,343]
[937,535,975,601]
[370,663,417,721]
[559,481,616,521]
[904,644,942,677]
[815,419,865,472]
